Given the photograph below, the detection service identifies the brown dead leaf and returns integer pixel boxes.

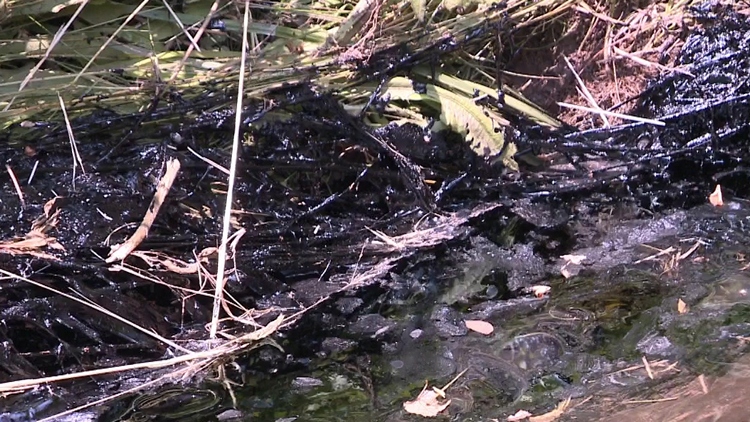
[43,196,61,218]
[465,319,494,335]
[403,381,451,417]
[709,185,723,207]
[677,298,689,314]
[0,203,65,257]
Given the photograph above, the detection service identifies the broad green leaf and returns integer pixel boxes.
[383,76,518,171]
[420,70,563,129]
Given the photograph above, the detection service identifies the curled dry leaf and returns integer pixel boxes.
[709,184,723,207]
[43,196,60,217]
[465,319,494,335]
[403,381,451,417]
[677,298,689,314]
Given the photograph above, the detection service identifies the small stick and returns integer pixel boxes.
[58,93,85,192]
[642,356,654,379]
[698,374,708,394]
[27,160,39,185]
[208,0,249,339]
[563,55,610,127]
[6,165,25,209]
[558,101,666,126]
[106,158,181,263]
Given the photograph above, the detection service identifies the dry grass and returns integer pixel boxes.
[512,0,701,128]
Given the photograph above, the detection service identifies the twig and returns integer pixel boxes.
[6,165,25,209]
[0,314,284,395]
[557,102,665,126]
[612,46,694,77]
[623,397,678,404]
[58,94,85,191]
[167,0,222,84]
[161,0,202,52]
[106,158,181,263]
[563,55,610,127]
[27,160,39,185]
[642,356,654,379]
[187,146,230,175]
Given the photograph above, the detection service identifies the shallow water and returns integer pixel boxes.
[212,202,750,422]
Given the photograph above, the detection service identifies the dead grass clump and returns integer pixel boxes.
[510,0,697,129]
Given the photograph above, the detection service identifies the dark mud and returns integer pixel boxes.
[1,2,750,421]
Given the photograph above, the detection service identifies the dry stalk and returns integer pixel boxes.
[209,0,249,339]
[106,158,181,263]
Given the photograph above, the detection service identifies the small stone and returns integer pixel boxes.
[217,409,244,421]
[430,306,468,337]
[292,376,324,389]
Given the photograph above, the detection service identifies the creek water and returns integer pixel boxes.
[178,201,750,422]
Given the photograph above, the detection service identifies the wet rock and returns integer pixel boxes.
[558,211,686,276]
[511,198,569,229]
[498,333,565,372]
[334,297,364,315]
[461,352,528,403]
[217,409,244,421]
[257,347,285,367]
[320,337,357,356]
[347,314,396,338]
[442,236,539,304]
[719,323,750,341]
[389,360,404,370]
[430,306,468,338]
[292,277,345,307]
[636,334,676,357]
[386,341,457,381]
[466,297,547,321]
[487,241,547,291]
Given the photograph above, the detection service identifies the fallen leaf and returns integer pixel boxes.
[465,319,494,335]
[403,381,451,417]
[561,254,586,265]
[531,285,551,298]
[508,409,532,421]
[709,185,723,207]
[677,298,689,314]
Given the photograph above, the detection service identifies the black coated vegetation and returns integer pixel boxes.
[0,3,749,420]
